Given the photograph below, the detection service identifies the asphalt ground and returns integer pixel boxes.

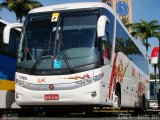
[1,108,160,120]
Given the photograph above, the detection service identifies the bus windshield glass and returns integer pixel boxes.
[150,80,160,100]
[150,81,157,100]
[17,10,100,75]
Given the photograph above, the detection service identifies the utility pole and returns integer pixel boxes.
[154,64,157,98]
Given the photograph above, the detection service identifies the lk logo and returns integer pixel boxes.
[38,78,46,83]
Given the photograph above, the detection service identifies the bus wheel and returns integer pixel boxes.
[142,94,146,111]
[114,89,121,108]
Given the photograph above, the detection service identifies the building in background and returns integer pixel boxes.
[103,0,132,24]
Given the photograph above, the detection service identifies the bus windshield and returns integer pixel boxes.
[150,81,157,100]
[150,80,160,100]
[17,10,100,75]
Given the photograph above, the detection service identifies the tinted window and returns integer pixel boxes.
[98,8,115,64]
[115,21,149,75]
[5,29,20,56]
[103,9,114,60]
[0,23,20,57]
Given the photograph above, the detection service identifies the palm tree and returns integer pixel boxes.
[101,0,112,6]
[101,0,110,3]
[121,17,132,31]
[130,20,160,57]
[0,0,43,23]
[121,17,129,27]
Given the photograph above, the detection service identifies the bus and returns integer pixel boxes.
[149,47,160,109]
[0,19,20,108]
[149,79,160,109]
[3,2,149,111]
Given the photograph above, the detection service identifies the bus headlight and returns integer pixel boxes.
[16,79,29,87]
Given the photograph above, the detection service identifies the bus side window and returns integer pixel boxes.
[102,32,110,62]
[105,22,113,61]
[4,29,20,57]
[103,9,114,62]
[99,20,113,66]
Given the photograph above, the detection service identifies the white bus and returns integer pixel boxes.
[149,79,160,109]
[3,2,149,110]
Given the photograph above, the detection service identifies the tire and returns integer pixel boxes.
[115,89,121,108]
[142,94,146,111]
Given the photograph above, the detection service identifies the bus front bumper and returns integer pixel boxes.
[15,81,103,106]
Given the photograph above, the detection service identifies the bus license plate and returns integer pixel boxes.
[44,94,59,100]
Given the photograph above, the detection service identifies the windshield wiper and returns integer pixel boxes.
[58,41,75,73]
[30,49,45,74]
[30,48,54,75]
[54,15,75,73]
[30,30,57,75]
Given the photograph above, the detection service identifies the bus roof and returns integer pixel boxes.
[29,2,114,14]
[29,2,148,62]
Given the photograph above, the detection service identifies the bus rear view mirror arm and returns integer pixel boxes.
[97,15,110,38]
[3,23,23,44]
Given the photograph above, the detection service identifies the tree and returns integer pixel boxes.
[101,0,110,3]
[150,73,159,79]
[130,20,160,57]
[121,17,133,32]
[0,0,43,23]
[101,0,112,6]
[121,17,129,27]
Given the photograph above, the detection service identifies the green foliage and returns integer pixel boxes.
[121,17,129,28]
[101,0,110,3]
[129,20,160,56]
[0,0,43,22]
[150,73,159,79]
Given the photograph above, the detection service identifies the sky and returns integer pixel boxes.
[0,0,159,73]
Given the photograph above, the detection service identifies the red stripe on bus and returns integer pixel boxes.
[108,53,118,100]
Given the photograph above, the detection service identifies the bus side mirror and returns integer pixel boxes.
[97,15,110,38]
[3,23,23,44]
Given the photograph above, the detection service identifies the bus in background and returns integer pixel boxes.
[149,79,160,109]
[0,19,20,108]
[3,2,149,112]
[149,47,160,109]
